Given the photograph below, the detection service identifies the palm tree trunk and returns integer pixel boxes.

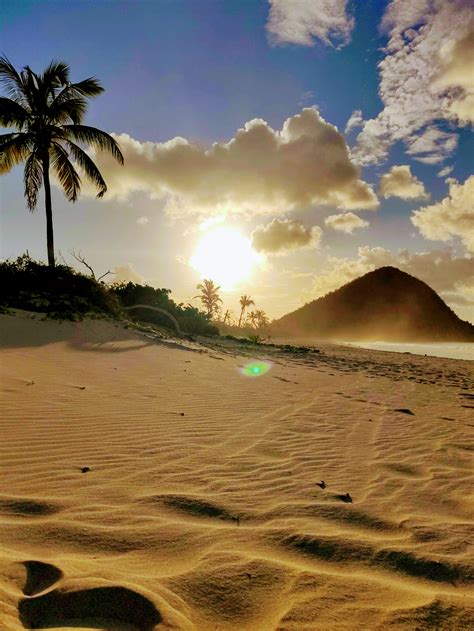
[42,154,55,267]
[238,308,244,328]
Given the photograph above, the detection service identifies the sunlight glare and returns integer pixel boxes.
[191,227,258,289]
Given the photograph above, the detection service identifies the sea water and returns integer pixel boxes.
[348,341,474,361]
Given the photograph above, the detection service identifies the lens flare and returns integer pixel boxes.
[240,360,271,377]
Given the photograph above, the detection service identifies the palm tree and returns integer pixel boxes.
[222,309,232,326]
[0,56,124,266]
[246,310,258,329]
[194,279,222,317]
[255,309,269,329]
[238,294,254,327]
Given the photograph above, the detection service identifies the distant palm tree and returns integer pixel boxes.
[194,279,222,317]
[0,56,124,266]
[222,309,232,326]
[255,309,269,329]
[246,310,258,328]
[238,294,254,327]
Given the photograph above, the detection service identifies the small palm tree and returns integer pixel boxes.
[222,309,232,326]
[246,310,258,329]
[238,294,254,327]
[255,309,269,329]
[0,56,124,266]
[194,279,222,317]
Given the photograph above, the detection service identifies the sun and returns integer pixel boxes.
[191,226,258,290]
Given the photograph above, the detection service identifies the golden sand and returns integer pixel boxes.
[1,311,473,630]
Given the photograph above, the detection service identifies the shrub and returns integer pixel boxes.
[0,254,119,319]
[111,282,219,336]
[0,255,219,336]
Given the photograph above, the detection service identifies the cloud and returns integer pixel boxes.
[411,175,474,253]
[433,29,474,125]
[307,246,474,317]
[324,212,369,233]
[345,109,363,134]
[379,165,429,199]
[266,0,354,47]
[405,128,458,164]
[111,264,146,285]
[136,216,149,225]
[352,1,473,165]
[84,108,378,216]
[251,218,322,254]
[437,165,453,178]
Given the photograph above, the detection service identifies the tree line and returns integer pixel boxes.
[194,279,269,330]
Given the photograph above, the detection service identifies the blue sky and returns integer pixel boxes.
[1,0,473,322]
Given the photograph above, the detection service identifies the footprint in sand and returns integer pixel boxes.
[16,560,162,630]
[0,497,60,518]
[20,561,63,596]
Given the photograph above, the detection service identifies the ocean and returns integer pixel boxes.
[347,341,474,361]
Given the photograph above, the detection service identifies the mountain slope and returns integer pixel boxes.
[271,267,474,342]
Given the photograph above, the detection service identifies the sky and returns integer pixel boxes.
[1,0,473,323]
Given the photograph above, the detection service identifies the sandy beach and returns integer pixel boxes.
[1,311,473,630]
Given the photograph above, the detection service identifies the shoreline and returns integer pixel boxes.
[346,340,474,361]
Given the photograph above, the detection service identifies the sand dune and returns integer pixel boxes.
[1,311,473,630]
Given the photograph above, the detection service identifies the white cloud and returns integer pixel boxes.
[266,0,354,47]
[379,165,429,199]
[83,108,378,217]
[405,128,458,164]
[352,1,473,165]
[411,175,474,253]
[437,165,453,178]
[324,212,369,233]
[111,263,146,285]
[136,216,149,225]
[307,246,474,317]
[434,29,474,125]
[251,218,321,254]
[345,109,363,134]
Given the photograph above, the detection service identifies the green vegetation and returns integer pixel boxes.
[0,255,218,336]
[194,279,222,317]
[0,254,119,320]
[246,334,265,344]
[192,282,269,334]
[0,57,123,267]
[245,309,269,329]
[113,282,219,336]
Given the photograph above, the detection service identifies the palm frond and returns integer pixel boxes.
[41,59,70,87]
[40,60,70,106]
[68,77,104,98]
[47,96,87,125]
[47,78,102,124]
[0,131,18,142]
[61,124,124,164]
[20,66,42,112]
[0,55,26,101]
[23,152,43,210]
[0,132,32,173]
[65,141,107,197]
[0,96,31,128]
[50,142,81,202]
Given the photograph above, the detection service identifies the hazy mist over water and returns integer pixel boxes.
[346,342,474,361]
